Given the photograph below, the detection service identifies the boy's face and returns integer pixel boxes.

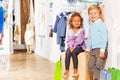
[89,9,101,22]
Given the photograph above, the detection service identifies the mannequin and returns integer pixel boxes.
[24,18,34,54]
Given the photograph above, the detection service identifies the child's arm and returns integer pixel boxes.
[99,24,108,58]
[100,25,108,52]
[86,39,92,51]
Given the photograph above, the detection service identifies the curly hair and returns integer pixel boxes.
[69,12,83,29]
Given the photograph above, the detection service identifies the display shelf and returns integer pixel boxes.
[66,0,103,6]
[79,0,103,2]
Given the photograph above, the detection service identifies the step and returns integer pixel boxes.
[13,44,26,50]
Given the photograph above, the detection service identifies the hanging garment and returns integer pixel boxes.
[53,15,60,33]
[111,0,120,48]
[0,7,4,33]
[53,12,67,51]
[56,16,66,44]
[54,13,66,44]
[39,4,46,36]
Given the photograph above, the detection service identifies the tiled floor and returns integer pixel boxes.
[0,51,55,80]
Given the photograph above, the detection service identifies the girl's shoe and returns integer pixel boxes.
[63,74,69,80]
[72,73,79,80]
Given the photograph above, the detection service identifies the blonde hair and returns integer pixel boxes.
[69,12,83,29]
[14,25,19,35]
[88,5,102,15]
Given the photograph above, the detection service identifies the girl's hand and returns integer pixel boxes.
[99,51,105,58]
[85,51,90,54]
[70,47,74,52]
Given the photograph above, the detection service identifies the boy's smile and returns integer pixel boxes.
[89,9,101,22]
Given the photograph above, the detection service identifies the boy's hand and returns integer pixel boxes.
[99,51,105,58]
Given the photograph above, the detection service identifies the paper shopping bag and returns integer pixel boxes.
[108,68,117,80]
[54,61,62,80]
[116,69,120,80]
[100,69,112,80]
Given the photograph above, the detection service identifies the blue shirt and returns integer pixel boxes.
[53,15,60,33]
[54,13,67,44]
[87,19,108,52]
[53,13,67,51]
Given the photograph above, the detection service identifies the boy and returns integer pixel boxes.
[85,5,108,80]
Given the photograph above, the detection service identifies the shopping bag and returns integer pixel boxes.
[100,69,112,80]
[116,69,120,80]
[108,68,117,80]
[54,61,62,80]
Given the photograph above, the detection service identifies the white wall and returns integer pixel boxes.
[34,0,62,63]
[104,0,113,68]
[105,0,120,69]
[49,0,65,62]
[14,0,21,44]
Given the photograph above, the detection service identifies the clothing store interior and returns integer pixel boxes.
[0,0,120,80]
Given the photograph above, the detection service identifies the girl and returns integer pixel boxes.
[63,12,86,80]
[24,22,34,54]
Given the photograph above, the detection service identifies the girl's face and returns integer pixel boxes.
[89,9,101,22]
[71,16,81,28]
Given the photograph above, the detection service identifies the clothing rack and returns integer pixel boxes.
[62,0,103,13]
